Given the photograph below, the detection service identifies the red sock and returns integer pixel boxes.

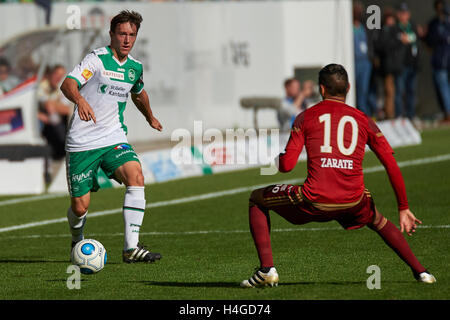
[249,205,274,268]
[375,220,426,274]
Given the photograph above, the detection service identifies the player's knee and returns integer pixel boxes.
[124,169,144,187]
[129,171,144,187]
[71,202,88,216]
[122,169,144,187]
[368,210,387,231]
[136,172,144,186]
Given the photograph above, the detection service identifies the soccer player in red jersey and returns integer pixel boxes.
[241,64,436,287]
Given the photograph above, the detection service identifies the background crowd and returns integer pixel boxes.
[353,0,449,124]
[1,0,449,155]
[278,0,449,131]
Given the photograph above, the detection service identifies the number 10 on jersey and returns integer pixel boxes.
[319,113,359,156]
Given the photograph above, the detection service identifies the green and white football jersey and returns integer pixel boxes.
[66,46,144,152]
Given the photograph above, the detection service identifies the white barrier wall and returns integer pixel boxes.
[48,119,422,194]
[1,1,354,144]
[0,4,44,42]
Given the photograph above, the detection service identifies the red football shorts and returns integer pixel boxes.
[255,184,376,230]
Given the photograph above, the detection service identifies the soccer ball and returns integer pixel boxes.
[71,239,107,274]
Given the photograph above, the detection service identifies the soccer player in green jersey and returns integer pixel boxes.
[60,10,163,263]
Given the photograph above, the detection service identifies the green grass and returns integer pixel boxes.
[0,127,449,300]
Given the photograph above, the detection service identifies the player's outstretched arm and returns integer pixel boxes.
[60,77,96,123]
[367,117,422,235]
[378,157,422,237]
[373,149,423,236]
[131,90,162,132]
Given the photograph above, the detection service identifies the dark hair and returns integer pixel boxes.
[353,1,364,22]
[0,58,11,70]
[318,64,349,97]
[284,78,298,88]
[383,7,395,21]
[434,0,445,10]
[110,10,143,33]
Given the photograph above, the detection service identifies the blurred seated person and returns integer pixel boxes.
[37,64,72,160]
[278,78,315,131]
[0,58,20,95]
[17,55,39,80]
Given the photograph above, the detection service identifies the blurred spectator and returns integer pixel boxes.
[377,8,403,119]
[425,0,450,123]
[278,78,312,131]
[37,65,72,160]
[394,3,422,120]
[0,58,20,95]
[366,17,383,119]
[34,0,52,25]
[17,56,39,80]
[301,80,319,108]
[353,1,373,116]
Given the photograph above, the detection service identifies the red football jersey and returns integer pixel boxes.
[278,98,408,210]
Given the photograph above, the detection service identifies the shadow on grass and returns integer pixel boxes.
[133,280,410,288]
[134,281,241,288]
[0,259,70,264]
[283,281,363,286]
[0,259,120,265]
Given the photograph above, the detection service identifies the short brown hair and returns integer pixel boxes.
[284,78,298,88]
[110,10,143,33]
[318,64,349,97]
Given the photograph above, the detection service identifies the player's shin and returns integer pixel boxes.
[67,207,87,243]
[123,186,146,251]
[371,218,426,275]
[249,204,274,268]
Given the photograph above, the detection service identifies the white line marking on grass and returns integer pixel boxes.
[0,153,449,234]
[0,178,304,234]
[0,225,448,241]
[1,153,449,208]
[0,193,66,207]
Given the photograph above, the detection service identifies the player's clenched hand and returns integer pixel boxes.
[77,98,96,123]
[399,209,422,236]
[148,116,162,131]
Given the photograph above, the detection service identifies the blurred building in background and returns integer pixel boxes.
[1,0,439,195]
[0,0,355,145]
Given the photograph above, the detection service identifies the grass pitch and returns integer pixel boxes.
[0,127,449,300]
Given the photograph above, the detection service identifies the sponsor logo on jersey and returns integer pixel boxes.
[117,68,125,72]
[114,144,131,150]
[82,69,93,81]
[71,170,93,183]
[102,70,125,80]
[115,150,134,159]
[98,83,108,94]
[128,68,136,81]
[97,83,128,98]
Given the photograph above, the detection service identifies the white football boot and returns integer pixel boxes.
[415,271,437,284]
[240,267,279,288]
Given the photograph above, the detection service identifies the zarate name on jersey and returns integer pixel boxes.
[320,157,354,169]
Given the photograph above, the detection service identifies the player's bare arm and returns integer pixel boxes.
[131,89,162,131]
[60,77,96,123]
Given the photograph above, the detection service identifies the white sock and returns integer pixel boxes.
[67,207,87,243]
[123,186,146,251]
